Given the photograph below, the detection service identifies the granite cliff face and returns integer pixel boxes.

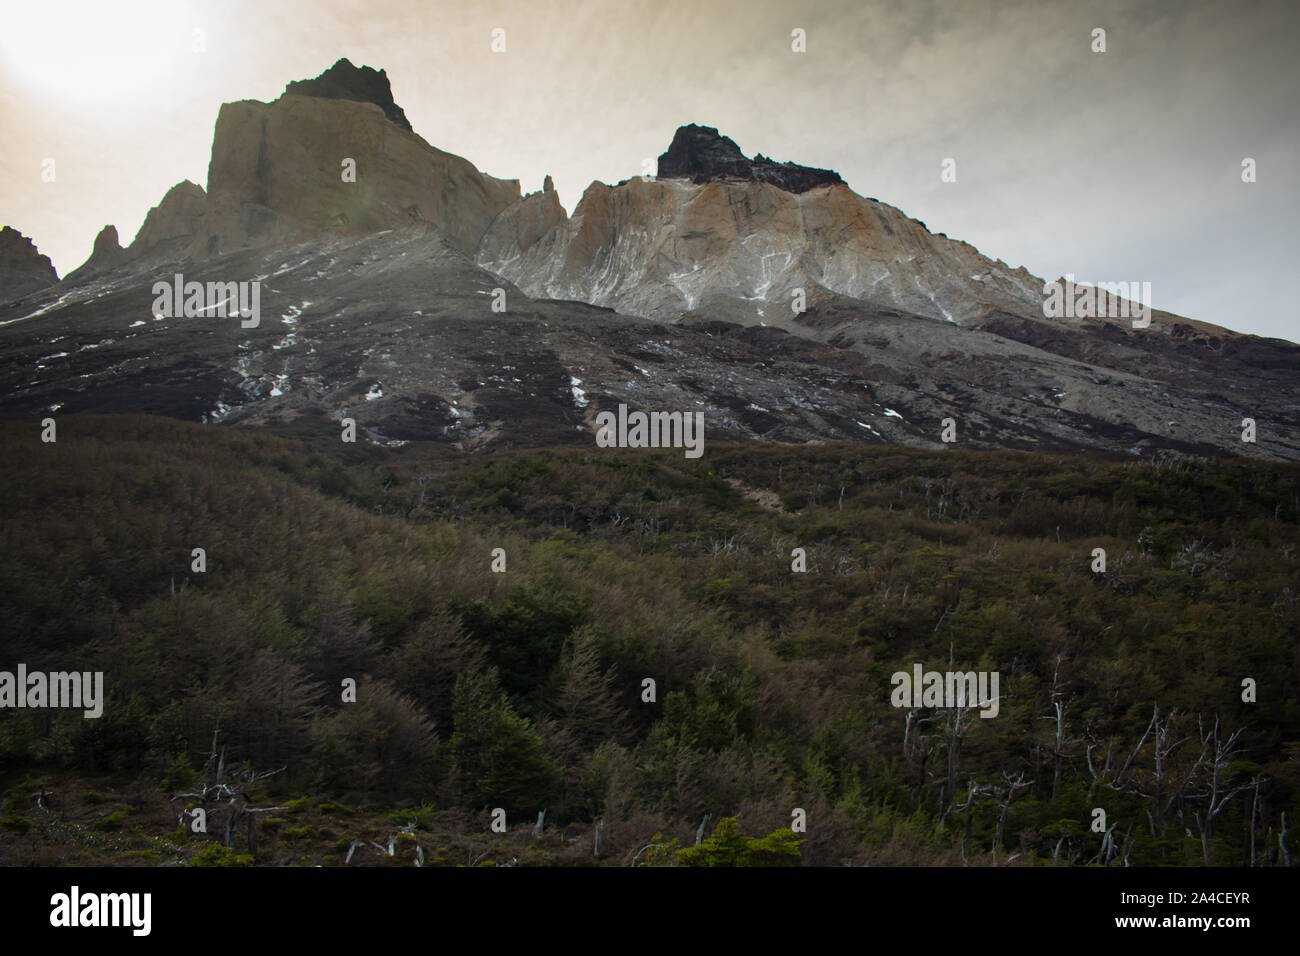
[479,128,1043,328]
[474,174,568,274]
[133,180,207,254]
[192,61,519,258]
[0,226,58,303]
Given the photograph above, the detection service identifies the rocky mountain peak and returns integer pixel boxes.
[657,124,845,193]
[0,225,56,273]
[63,224,129,284]
[282,57,412,131]
[91,224,122,255]
[131,180,206,253]
[0,225,59,303]
[194,62,519,257]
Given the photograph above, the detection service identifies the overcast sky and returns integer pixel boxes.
[2,0,1295,341]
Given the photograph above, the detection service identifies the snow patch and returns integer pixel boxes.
[1,292,72,327]
[271,258,311,277]
[570,376,589,408]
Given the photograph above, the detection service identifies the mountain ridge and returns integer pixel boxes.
[2,61,1295,463]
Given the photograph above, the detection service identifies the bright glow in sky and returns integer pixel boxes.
[0,1,189,104]
[1,0,1296,342]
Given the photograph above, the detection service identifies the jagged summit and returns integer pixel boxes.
[59,182,208,286]
[4,64,1296,464]
[0,225,58,303]
[282,57,412,131]
[657,124,845,193]
[131,180,206,253]
[193,61,518,257]
[64,224,128,282]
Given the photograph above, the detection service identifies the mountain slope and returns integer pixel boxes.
[1,68,1296,463]
[478,172,1046,326]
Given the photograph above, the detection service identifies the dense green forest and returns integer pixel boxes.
[1,415,1297,866]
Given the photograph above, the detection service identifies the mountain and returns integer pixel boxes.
[477,132,1046,325]
[0,226,58,304]
[1,65,1296,463]
[195,59,519,258]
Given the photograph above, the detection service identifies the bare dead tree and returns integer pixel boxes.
[901,709,939,811]
[990,770,1034,853]
[1111,704,1158,792]
[345,821,424,866]
[630,840,672,866]
[1248,776,1262,867]
[170,726,287,858]
[949,775,987,862]
[938,641,974,818]
[1091,820,1120,866]
[1121,824,1136,866]
[1189,716,1252,864]
[1038,655,1075,801]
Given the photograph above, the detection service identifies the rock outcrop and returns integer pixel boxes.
[57,183,205,289]
[283,57,412,131]
[63,224,130,284]
[657,124,844,194]
[194,76,520,258]
[131,180,206,254]
[0,226,58,302]
[476,177,568,274]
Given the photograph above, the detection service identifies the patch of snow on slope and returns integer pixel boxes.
[570,376,589,408]
[0,292,72,327]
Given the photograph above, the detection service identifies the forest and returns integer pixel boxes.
[0,414,1296,866]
